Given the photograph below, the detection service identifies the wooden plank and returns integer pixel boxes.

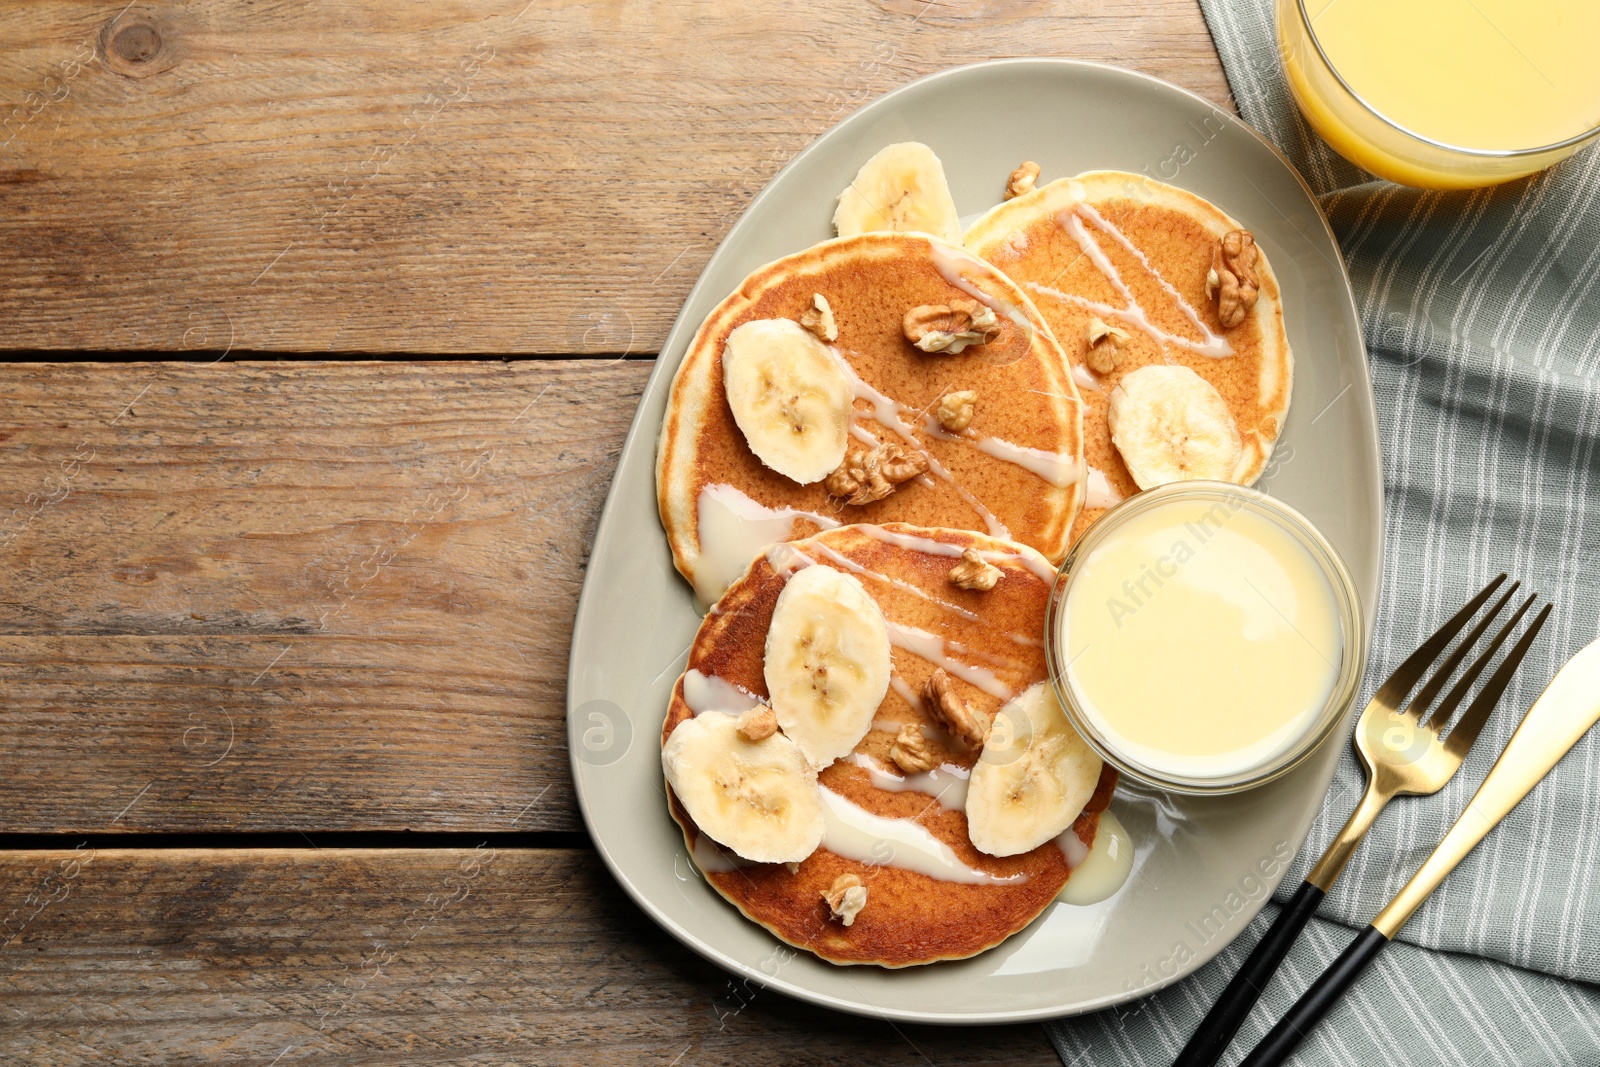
[0,0,1230,354]
[0,361,650,832]
[0,847,1063,1064]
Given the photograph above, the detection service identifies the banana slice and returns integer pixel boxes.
[833,142,961,244]
[965,682,1102,858]
[663,710,824,864]
[1107,364,1244,490]
[722,319,854,485]
[763,565,891,767]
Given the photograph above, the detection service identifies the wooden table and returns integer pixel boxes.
[0,3,1229,1061]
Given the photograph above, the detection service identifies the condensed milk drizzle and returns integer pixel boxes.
[829,348,1012,538]
[681,668,762,716]
[1085,466,1125,510]
[819,786,1024,886]
[885,621,1016,700]
[806,540,982,623]
[928,239,1034,334]
[853,523,1057,585]
[694,483,838,602]
[1041,205,1233,360]
[845,752,970,812]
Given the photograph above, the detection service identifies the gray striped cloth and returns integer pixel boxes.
[1046,1,1600,1063]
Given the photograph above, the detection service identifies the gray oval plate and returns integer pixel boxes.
[568,59,1381,1024]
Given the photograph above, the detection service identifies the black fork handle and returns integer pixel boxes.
[1237,925,1391,1067]
[1172,880,1326,1067]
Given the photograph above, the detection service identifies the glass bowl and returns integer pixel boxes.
[1045,481,1366,794]
[1276,0,1600,189]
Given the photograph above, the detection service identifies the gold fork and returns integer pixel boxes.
[1174,573,1548,1067]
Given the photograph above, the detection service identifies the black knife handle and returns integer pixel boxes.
[1237,924,1392,1067]
[1173,880,1326,1067]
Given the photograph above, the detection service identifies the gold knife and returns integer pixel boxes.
[1238,632,1600,1067]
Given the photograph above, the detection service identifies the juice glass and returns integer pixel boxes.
[1276,0,1600,188]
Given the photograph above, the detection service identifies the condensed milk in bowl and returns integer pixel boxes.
[1045,482,1364,794]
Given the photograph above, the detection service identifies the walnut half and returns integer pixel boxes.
[824,442,928,506]
[823,873,868,926]
[925,667,991,748]
[1085,316,1130,375]
[903,298,1000,354]
[949,548,1002,591]
[799,292,838,341]
[934,390,977,433]
[889,724,938,774]
[736,705,777,742]
[1005,161,1040,200]
[1208,229,1260,328]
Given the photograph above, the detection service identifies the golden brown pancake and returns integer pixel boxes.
[964,171,1292,541]
[661,523,1117,967]
[656,232,1086,605]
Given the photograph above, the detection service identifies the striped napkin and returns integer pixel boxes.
[1046,2,1600,1064]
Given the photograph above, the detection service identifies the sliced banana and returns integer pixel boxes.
[833,142,961,244]
[763,565,891,767]
[1107,364,1244,490]
[722,319,854,485]
[965,682,1102,858]
[663,710,824,864]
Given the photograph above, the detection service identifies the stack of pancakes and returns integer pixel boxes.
[652,145,1291,967]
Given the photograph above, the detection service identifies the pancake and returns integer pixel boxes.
[656,232,1086,605]
[661,523,1117,968]
[964,171,1292,540]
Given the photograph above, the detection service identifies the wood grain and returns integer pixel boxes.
[0,847,1063,1065]
[0,0,1230,355]
[0,361,650,832]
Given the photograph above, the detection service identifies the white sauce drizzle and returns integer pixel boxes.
[972,436,1083,489]
[1072,364,1103,393]
[764,541,816,579]
[681,668,762,716]
[806,540,980,622]
[1085,466,1125,510]
[1055,809,1134,906]
[818,786,1023,885]
[694,484,839,603]
[829,348,1013,538]
[927,240,1034,333]
[888,673,927,715]
[1049,208,1233,360]
[853,524,1058,584]
[845,752,970,812]
[886,621,1016,699]
[1078,203,1228,354]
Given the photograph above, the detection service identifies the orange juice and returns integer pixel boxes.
[1278,0,1600,188]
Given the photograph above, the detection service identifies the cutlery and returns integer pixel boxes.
[1238,611,1597,1067]
[1175,574,1542,1067]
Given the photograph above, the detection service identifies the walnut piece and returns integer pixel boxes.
[823,873,868,926]
[903,298,1000,354]
[925,667,991,748]
[736,705,778,742]
[1210,229,1260,328]
[949,548,1002,592]
[1005,161,1040,200]
[1084,316,1130,374]
[799,292,838,342]
[824,442,929,506]
[934,389,977,433]
[889,724,939,774]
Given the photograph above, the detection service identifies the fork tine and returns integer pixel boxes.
[1368,574,1508,712]
[1443,602,1554,761]
[1421,592,1536,730]
[1407,581,1521,724]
